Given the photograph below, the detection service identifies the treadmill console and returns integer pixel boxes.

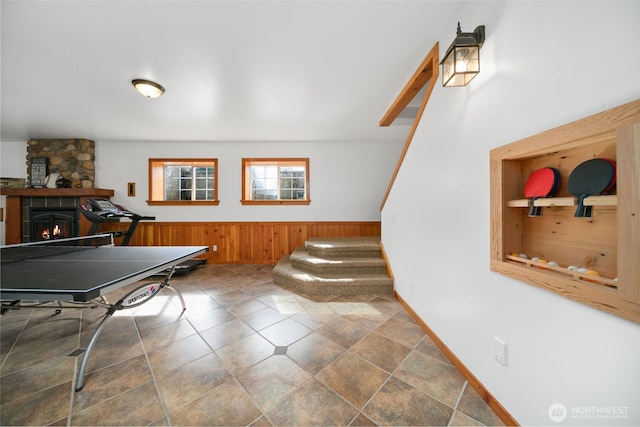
[86,198,126,216]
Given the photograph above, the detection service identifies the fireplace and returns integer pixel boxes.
[30,207,79,242]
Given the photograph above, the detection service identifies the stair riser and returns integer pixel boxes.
[290,261,387,276]
[273,272,393,295]
[306,249,382,259]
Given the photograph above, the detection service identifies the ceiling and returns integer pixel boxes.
[1,1,459,143]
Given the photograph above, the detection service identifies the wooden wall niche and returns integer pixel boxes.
[490,99,640,323]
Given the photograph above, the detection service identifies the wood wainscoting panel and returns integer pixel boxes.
[104,221,381,264]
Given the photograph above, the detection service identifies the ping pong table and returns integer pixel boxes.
[0,234,207,391]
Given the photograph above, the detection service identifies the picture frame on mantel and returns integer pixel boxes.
[30,157,48,188]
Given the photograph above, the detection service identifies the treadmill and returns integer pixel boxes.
[78,199,205,275]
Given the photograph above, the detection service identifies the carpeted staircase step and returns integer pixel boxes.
[305,236,382,259]
[273,236,393,295]
[289,246,388,276]
[273,256,393,295]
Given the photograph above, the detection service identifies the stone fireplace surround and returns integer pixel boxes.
[26,139,95,188]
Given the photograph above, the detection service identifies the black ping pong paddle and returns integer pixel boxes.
[567,158,615,218]
[524,167,559,217]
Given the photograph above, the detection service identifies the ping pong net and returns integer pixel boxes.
[1,234,114,264]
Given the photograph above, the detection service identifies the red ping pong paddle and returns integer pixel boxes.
[524,167,559,217]
[603,158,617,193]
[567,158,615,218]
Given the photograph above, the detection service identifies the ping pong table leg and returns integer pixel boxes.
[74,267,186,391]
[75,308,116,391]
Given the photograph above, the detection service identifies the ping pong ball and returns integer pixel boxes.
[584,270,600,283]
[567,265,579,271]
[548,261,559,267]
[578,267,589,274]
[519,253,528,259]
[537,259,548,268]
[531,257,540,262]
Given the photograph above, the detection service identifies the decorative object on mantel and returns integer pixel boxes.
[441,22,486,87]
[26,139,95,188]
[0,178,27,189]
[30,157,48,187]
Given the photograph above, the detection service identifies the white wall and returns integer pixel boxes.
[0,139,402,233]
[382,1,640,426]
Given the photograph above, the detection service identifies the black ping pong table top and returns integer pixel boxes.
[0,245,208,302]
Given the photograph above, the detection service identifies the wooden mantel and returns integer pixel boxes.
[1,187,114,244]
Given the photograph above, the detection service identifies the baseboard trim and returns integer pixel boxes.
[394,292,519,426]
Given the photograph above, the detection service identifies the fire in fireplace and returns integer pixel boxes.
[30,207,79,242]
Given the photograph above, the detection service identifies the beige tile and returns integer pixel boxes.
[394,349,466,407]
[187,306,236,331]
[1,356,75,403]
[258,318,312,346]
[199,317,254,350]
[316,351,389,409]
[169,379,262,426]
[316,317,370,349]
[215,333,275,375]
[350,331,412,373]
[415,334,454,365]
[71,381,164,426]
[0,381,73,426]
[210,289,254,307]
[374,316,425,349]
[227,297,269,317]
[349,412,378,426]
[1,312,82,374]
[457,383,505,426]
[450,410,486,426]
[139,317,197,352]
[266,378,359,426]
[80,316,146,374]
[290,311,334,331]
[147,333,212,377]
[240,306,289,331]
[363,376,453,426]
[287,332,346,374]
[237,355,310,411]
[73,354,155,412]
[367,296,404,316]
[156,352,232,412]
[1,332,79,375]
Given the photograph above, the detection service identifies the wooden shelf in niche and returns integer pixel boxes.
[490,99,640,323]
[507,195,617,208]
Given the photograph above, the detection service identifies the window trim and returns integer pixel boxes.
[148,158,219,206]
[241,158,310,205]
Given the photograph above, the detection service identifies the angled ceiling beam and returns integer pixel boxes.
[379,42,439,211]
[379,42,439,127]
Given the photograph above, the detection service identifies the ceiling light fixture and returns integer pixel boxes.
[441,22,485,87]
[132,79,165,98]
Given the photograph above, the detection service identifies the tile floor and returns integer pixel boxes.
[0,264,504,426]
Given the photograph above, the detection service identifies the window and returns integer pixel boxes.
[242,158,310,205]
[148,158,219,205]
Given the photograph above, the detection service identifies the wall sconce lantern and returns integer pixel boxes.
[132,79,165,98]
[441,22,485,87]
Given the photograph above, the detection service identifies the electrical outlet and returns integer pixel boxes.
[212,245,218,252]
[494,337,508,366]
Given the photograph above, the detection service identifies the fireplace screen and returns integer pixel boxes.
[30,208,79,242]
